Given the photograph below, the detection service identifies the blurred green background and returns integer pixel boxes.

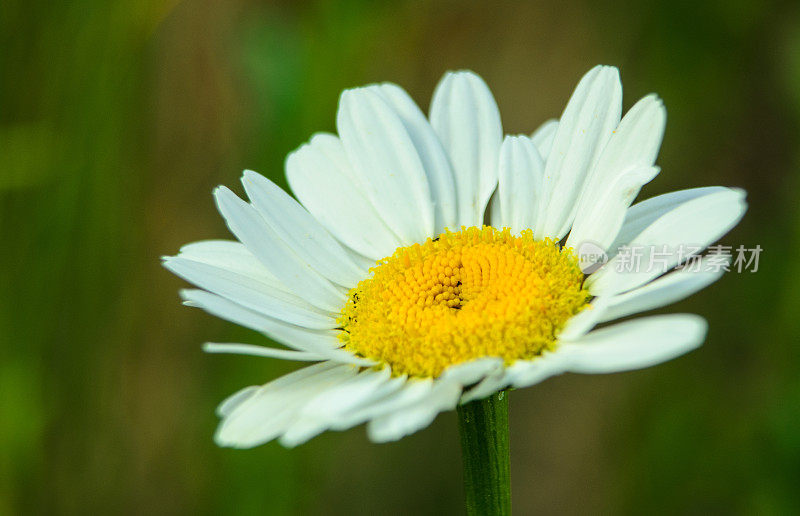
[2,0,799,514]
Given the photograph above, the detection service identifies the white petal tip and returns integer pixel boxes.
[563,314,708,374]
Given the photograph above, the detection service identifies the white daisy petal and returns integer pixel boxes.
[314,351,376,366]
[375,83,458,234]
[567,94,667,251]
[367,380,462,443]
[328,375,410,431]
[558,255,727,340]
[297,367,393,422]
[165,258,336,329]
[530,118,558,159]
[459,369,513,403]
[440,357,504,386]
[429,70,503,227]
[337,378,435,428]
[286,133,403,260]
[216,385,260,418]
[493,135,545,234]
[216,363,358,448]
[241,170,367,288]
[488,190,502,231]
[610,186,730,251]
[180,289,340,352]
[215,362,336,419]
[337,87,435,243]
[279,367,400,447]
[177,240,288,290]
[203,342,324,361]
[202,341,371,367]
[566,166,660,251]
[535,65,622,240]
[343,247,377,271]
[185,290,369,364]
[214,186,346,312]
[586,188,747,296]
[598,254,730,322]
[507,353,570,389]
[558,314,707,373]
[556,299,612,341]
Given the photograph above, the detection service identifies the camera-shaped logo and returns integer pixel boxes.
[575,241,608,274]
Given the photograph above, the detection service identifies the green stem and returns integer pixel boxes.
[457,390,511,516]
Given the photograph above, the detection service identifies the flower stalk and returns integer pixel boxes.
[457,390,511,516]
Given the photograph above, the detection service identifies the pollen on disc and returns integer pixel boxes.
[337,226,590,378]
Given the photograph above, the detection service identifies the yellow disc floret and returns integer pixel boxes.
[337,226,590,378]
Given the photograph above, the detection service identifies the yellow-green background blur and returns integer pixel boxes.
[2,0,799,514]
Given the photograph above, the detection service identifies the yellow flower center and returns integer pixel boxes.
[337,226,590,378]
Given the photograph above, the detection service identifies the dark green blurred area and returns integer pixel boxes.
[2,0,799,513]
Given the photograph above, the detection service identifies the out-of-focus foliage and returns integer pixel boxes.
[1,0,798,514]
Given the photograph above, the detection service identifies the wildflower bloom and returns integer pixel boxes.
[164,65,746,448]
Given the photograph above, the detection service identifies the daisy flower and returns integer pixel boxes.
[164,65,747,450]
